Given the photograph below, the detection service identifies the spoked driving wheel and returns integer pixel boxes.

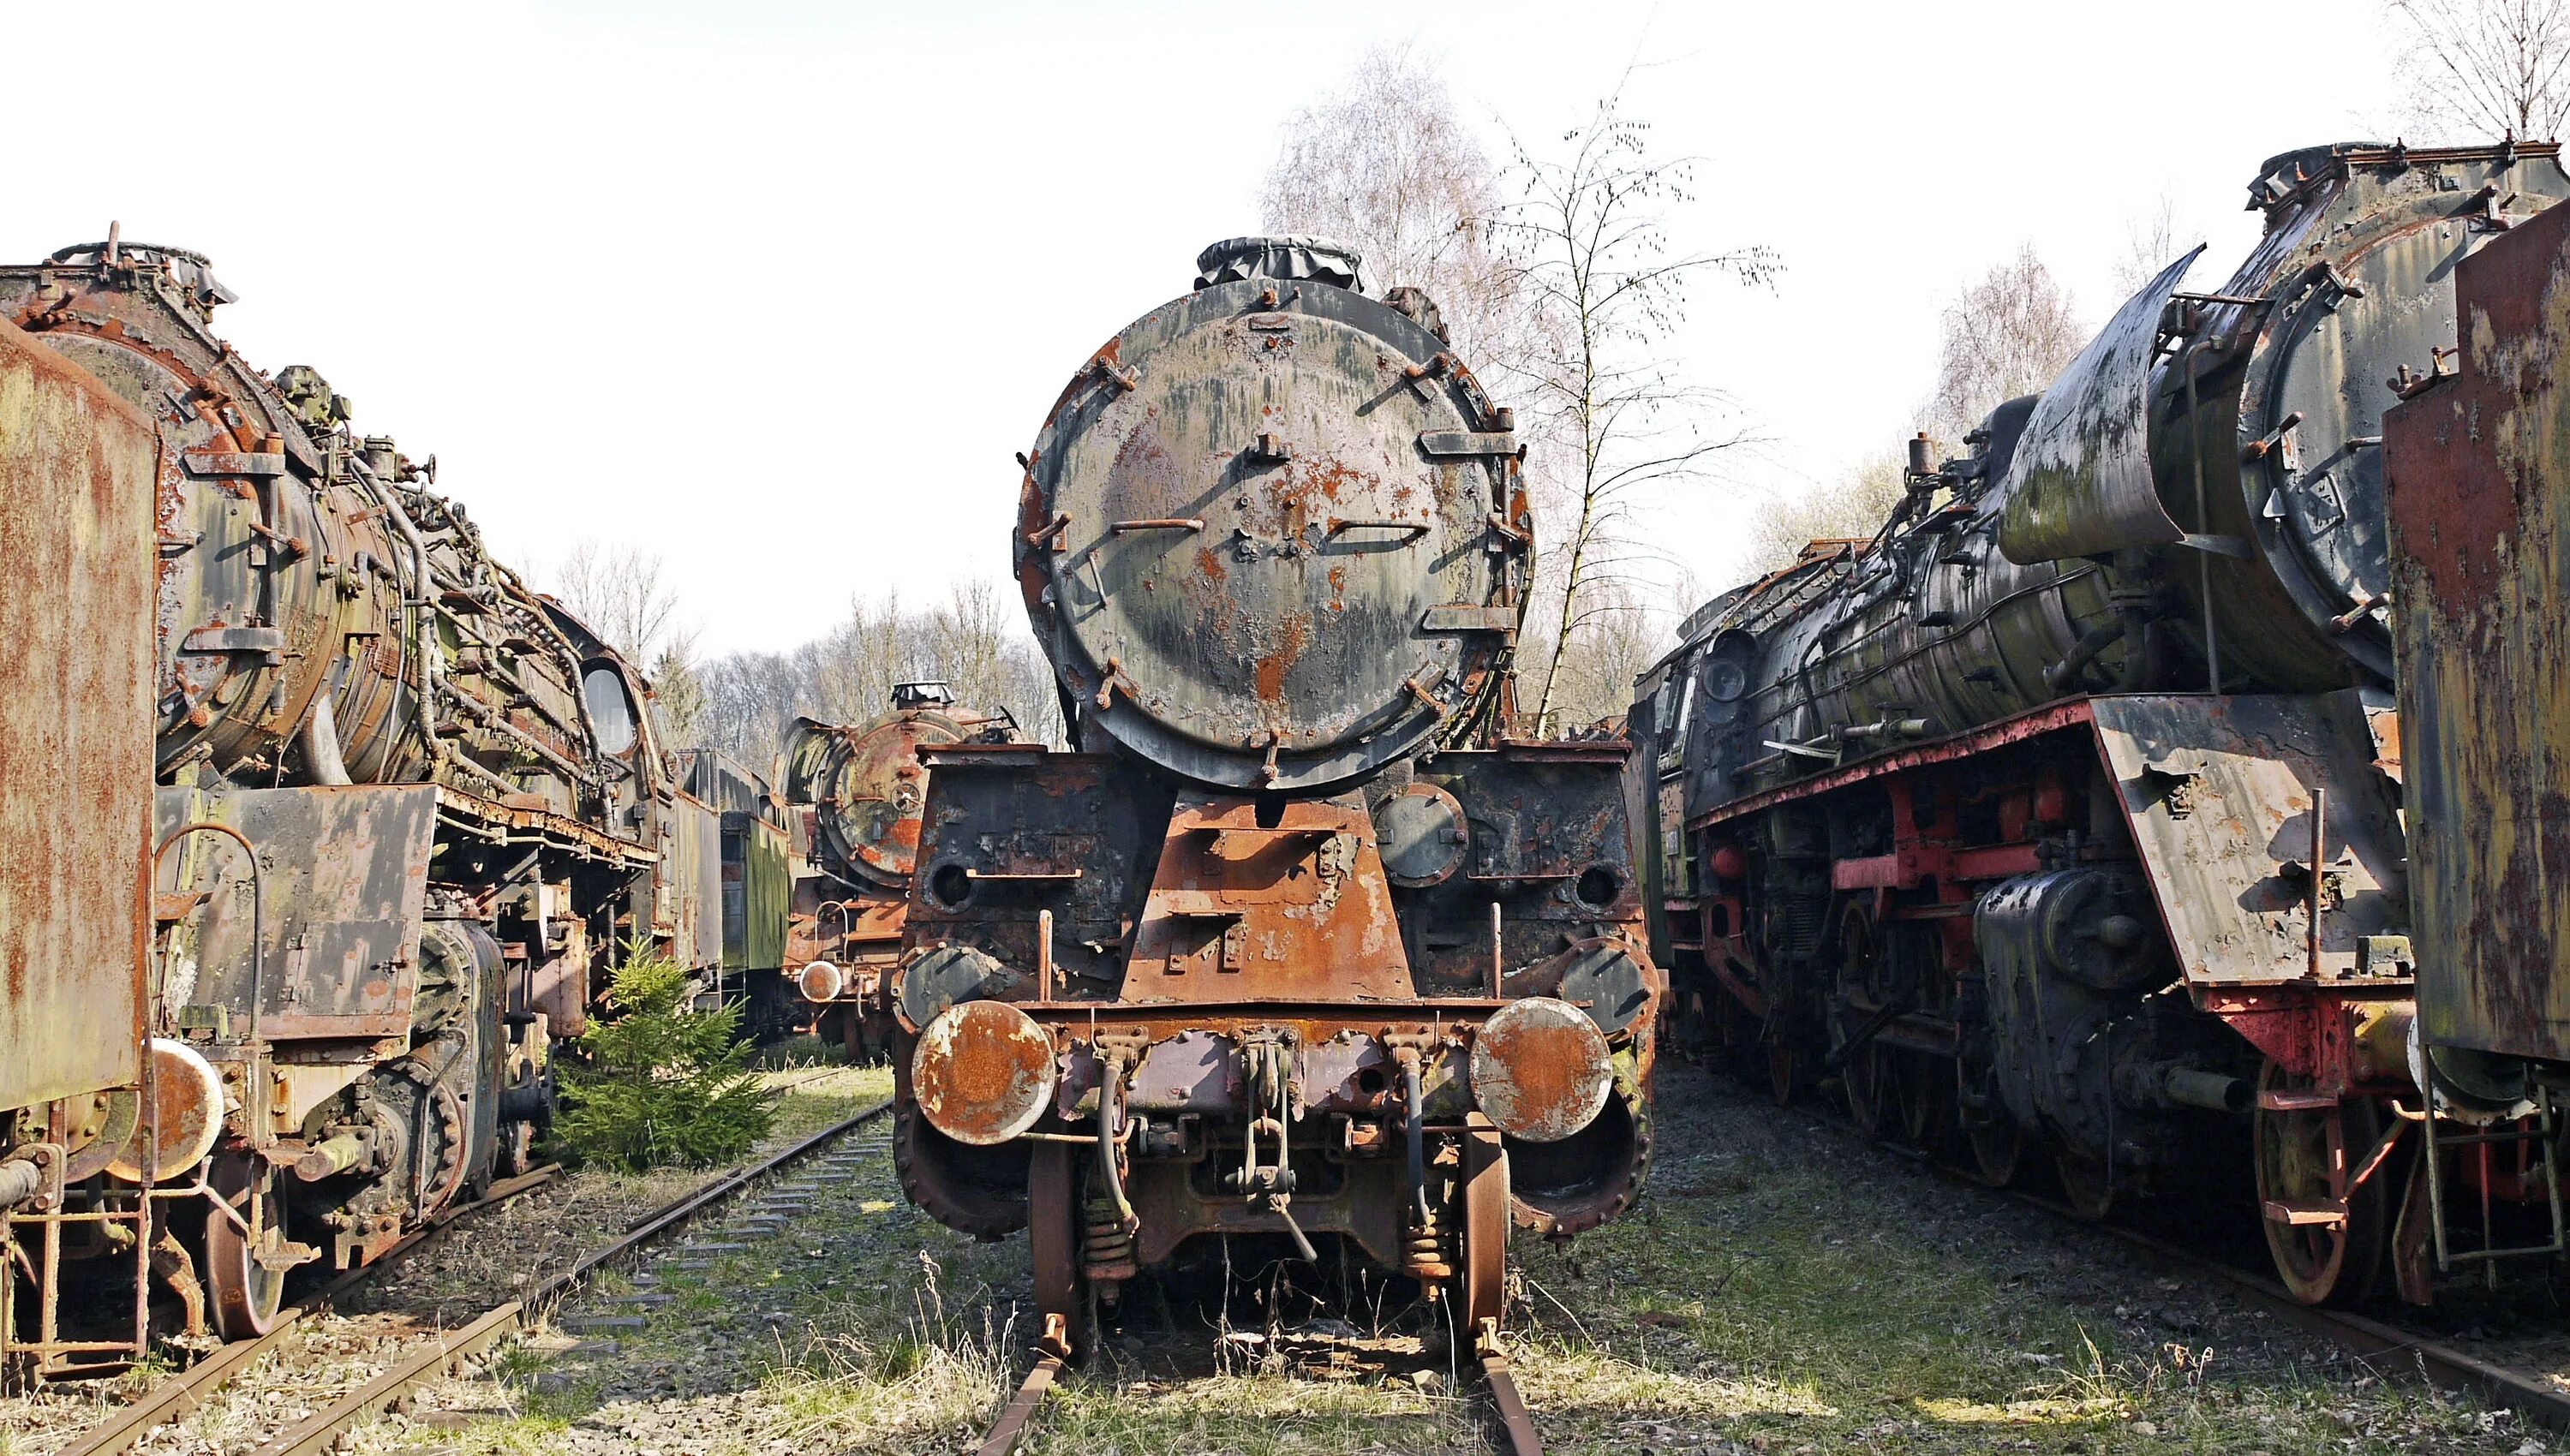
[1956,1033,2022,1187]
[1838,1035,1891,1139]
[1895,1052,1953,1155]
[2254,1059,2387,1305]
[204,1153,289,1339]
[1027,1141,1091,1360]
[1832,903,1890,1136]
[1458,1113,1509,1339]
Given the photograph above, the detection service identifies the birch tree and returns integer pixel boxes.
[1261,41,1527,367]
[2392,0,2570,140]
[1928,244,2083,445]
[1492,82,1778,734]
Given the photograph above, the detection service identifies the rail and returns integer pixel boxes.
[61,1095,893,1456]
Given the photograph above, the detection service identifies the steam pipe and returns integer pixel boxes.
[2156,1064,2252,1114]
[0,1159,42,1210]
[300,690,352,785]
[1096,1053,1138,1232]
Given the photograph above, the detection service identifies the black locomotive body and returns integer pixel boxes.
[1638,142,2570,1305]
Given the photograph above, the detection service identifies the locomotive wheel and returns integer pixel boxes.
[1027,1141,1090,1361]
[1840,1038,1890,1139]
[1957,1043,2023,1186]
[205,1154,288,1340]
[1459,1113,1509,1337]
[2255,1060,2388,1306]
[2053,1149,2117,1220]
[1765,1025,1802,1108]
[1963,1113,2023,1187]
[1831,903,1887,1130]
[1896,1053,1954,1155]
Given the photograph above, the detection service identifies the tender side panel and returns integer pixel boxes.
[2384,195,2570,1059]
[0,318,155,1113]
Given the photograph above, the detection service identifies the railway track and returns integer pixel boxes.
[52,1101,891,1456]
[965,1322,1549,1456]
[2010,1187,2570,1435]
[1792,1090,2570,1438]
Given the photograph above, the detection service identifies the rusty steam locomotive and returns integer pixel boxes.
[1635,140,2570,1306]
[0,237,770,1381]
[780,683,1021,1059]
[888,237,1662,1359]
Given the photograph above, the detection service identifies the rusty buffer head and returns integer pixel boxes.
[1469,997,1614,1143]
[911,1000,1057,1147]
[1016,237,1527,791]
[797,958,845,1005]
[101,1039,226,1182]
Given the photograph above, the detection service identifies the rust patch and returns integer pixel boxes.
[0,317,153,1109]
[911,999,1057,1146]
[1469,997,1613,1142]
[1252,613,1311,707]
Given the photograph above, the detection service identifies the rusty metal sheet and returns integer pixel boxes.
[2383,196,2570,1060]
[1120,792,1414,1002]
[153,785,436,1041]
[0,317,155,1113]
[2085,694,2409,987]
[1997,248,2202,564]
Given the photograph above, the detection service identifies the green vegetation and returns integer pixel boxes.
[553,945,773,1173]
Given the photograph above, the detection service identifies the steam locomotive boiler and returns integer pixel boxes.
[0,236,730,1371]
[1635,141,2570,1305]
[890,237,1660,1359]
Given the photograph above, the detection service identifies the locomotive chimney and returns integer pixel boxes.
[1192,236,1366,294]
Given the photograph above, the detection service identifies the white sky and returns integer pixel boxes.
[8,0,2410,656]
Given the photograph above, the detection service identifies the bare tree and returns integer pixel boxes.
[1532,576,1666,732]
[2110,194,2187,297]
[690,580,1063,773]
[1744,451,1911,575]
[1928,244,2083,445]
[2392,0,2570,140]
[1491,80,1778,735]
[553,540,686,665]
[1261,41,1527,367]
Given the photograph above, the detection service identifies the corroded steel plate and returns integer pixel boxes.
[1470,996,1612,1143]
[912,1000,1057,1146]
[2385,194,2570,1060]
[1996,248,2199,564]
[0,318,153,1116]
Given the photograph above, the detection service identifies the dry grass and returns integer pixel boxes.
[313,1060,2563,1455]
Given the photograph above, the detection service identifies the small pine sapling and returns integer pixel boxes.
[555,943,774,1171]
